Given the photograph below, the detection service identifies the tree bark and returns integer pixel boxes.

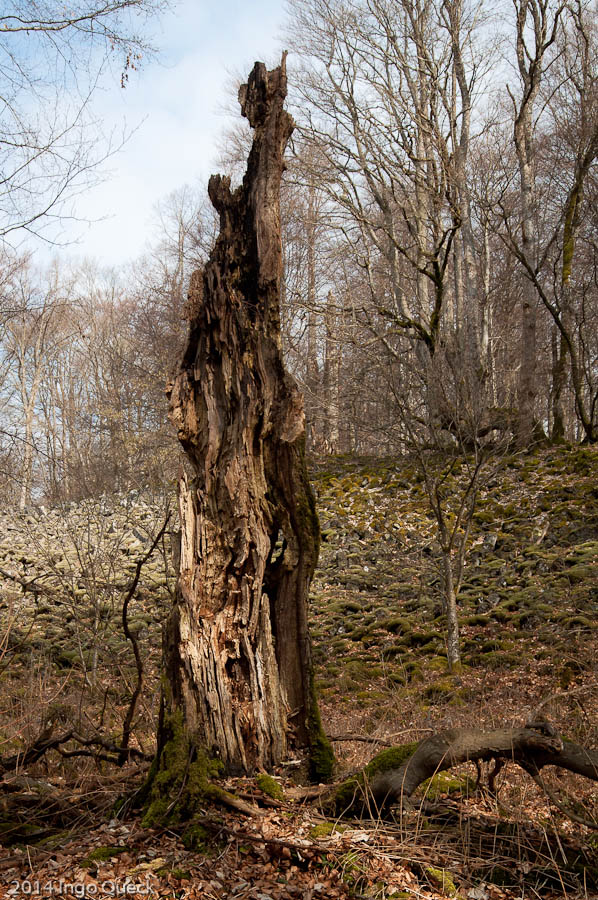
[164,57,333,780]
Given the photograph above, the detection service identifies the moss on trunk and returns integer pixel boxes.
[142,708,225,828]
[307,674,335,782]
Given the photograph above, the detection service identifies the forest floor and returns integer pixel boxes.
[1,444,598,899]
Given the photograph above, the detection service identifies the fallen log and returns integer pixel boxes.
[327,723,598,819]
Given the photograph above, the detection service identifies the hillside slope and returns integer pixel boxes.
[0,444,597,897]
[310,446,598,753]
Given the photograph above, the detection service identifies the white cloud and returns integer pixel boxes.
[44,0,285,266]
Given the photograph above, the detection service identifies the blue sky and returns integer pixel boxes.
[57,0,285,266]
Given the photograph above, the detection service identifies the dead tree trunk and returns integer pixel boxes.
[163,57,333,781]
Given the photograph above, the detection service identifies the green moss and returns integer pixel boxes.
[53,649,79,669]
[356,689,386,702]
[566,565,595,583]
[309,821,347,838]
[427,656,449,673]
[307,674,335,783]
[480,639,513,653]
[87,846,128,861]
[142,707,224,828]
[424,866,459,897]
[181,825,210,851]
[326,741,419,816]
[490,609,511,623]
[381,642,406,661]
[408,630,443,647]
[256,774,285,801]
[380,617,411,634]
[469,651,521,670]
[562,615,593,630]
[165,869,191,880]
[364,743,419,778]
[464,614,490,626]
[422,679,458,702]
[35,830,71,850]
[419,771,475,799]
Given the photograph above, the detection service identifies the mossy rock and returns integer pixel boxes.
[562,615,593,631]
[565,565,595,583]
[52,649,80,669]
[422,679,460,703]
[256,774,285,801]
[343,659,380,681]
[490,609,511,623]
[424,866,459,897]
[356,689,386,702]
[380,617,411,635]
[408,630,443,648]
[334,600,362,614]
[468,651,521,670]
[426,656,449,674]
[464,614,490,626]
[88,845,129,861]
[479,639,513,653]
[381,641,406,661]
[309,821,347,839]
[403,661,424,682]
[348,626,368,641]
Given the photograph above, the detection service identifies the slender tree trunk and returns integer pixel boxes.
[323,291,340,452]
[516,148,538,447]
[19,404,34,511]
[163,58,333,780]
[480,221,492,391]
[551,325,567,441]
[305,181,319,449]
[441,550,461,673]
[510,0,560,447]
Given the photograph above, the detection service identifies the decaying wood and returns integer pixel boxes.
[329,733,392,746]
[165,56,323,775]
[365,725,598,812]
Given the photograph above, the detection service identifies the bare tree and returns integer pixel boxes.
[287,0,489,360]
[519,1,598,442]
[2,260,74,507]
[501,0,564,445]
[0,0,169,240]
